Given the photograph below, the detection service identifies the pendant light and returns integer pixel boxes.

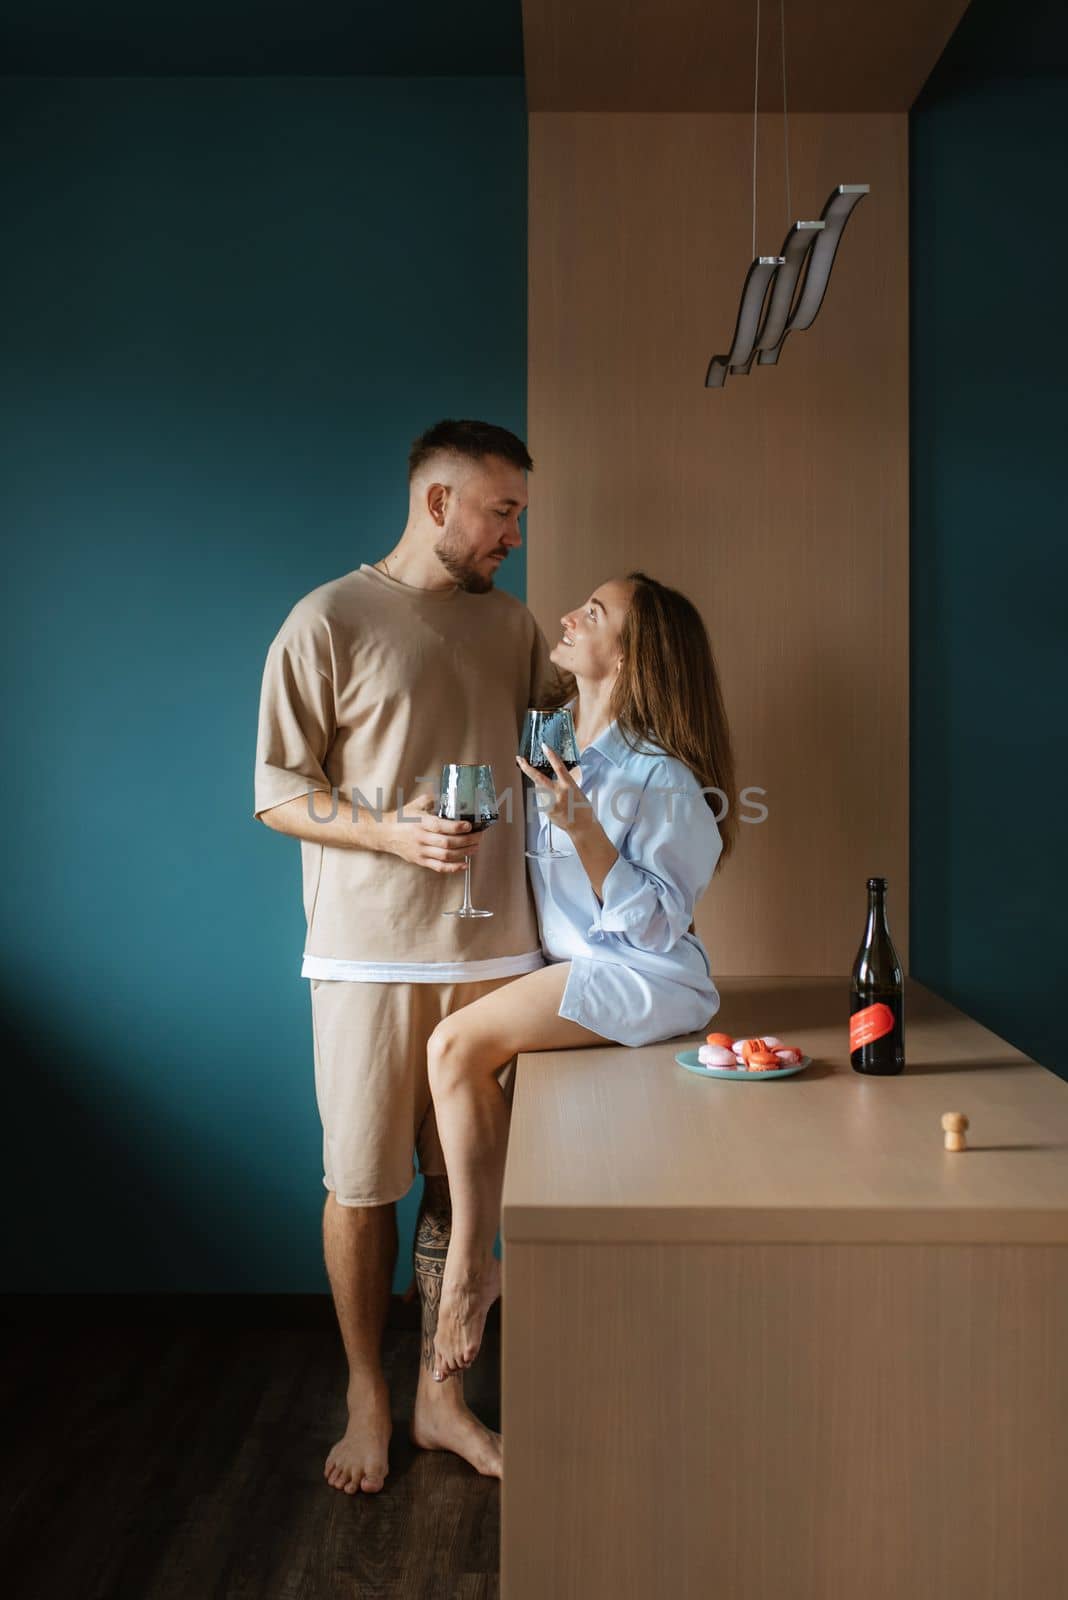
[705,0,869,389]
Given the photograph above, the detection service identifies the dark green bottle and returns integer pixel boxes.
[849,877,905,1075]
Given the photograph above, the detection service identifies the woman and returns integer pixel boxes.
[426,570,736,1381]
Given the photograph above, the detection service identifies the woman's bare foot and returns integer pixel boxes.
[324,1372,392,1494]
[433,1254,502,1380]
[411,1370,502,1478]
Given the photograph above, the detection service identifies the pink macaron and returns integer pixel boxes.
[698,1044,739,1069]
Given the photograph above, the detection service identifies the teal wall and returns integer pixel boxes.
[0,76,528,1290]
[910,0,1068,1080]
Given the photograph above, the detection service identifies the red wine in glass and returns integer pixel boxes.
[519,708,580,860]
[524,756,580,781]
[437,763,498,918]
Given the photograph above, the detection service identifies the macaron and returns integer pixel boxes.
[699,1044,738,1068]
[746,1051,782,1072]
[706,1032,735,1050]
[732,1035,784,1055]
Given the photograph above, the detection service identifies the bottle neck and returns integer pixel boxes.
[853,881,901,992]
[864,888,890,945]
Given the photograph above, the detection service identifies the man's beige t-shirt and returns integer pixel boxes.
[253,563,564,977]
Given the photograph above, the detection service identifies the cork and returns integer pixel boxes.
[941,1111,970,1152]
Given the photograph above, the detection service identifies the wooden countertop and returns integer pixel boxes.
[502,976,1068,1246]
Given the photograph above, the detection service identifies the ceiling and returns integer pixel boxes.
[3,0,1065,106]
[0,1,524,75]
[916,0,1068,103]
[521,0,974,112]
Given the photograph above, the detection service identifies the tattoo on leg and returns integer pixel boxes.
[415,1177,452,1372]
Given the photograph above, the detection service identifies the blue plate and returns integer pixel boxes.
[675,1048,811,1080]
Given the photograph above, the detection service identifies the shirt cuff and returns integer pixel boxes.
[586,855,654,938]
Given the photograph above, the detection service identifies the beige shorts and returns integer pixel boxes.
[309,976,517,1207]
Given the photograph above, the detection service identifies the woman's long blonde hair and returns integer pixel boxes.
[610,571,737,866]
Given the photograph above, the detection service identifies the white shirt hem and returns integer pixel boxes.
[300,949,546,984]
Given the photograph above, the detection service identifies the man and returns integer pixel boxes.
[253,419,564,1494]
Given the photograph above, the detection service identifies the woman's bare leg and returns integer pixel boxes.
[425,962,603,1379]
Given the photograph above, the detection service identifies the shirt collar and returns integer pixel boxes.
[581,718,658,769]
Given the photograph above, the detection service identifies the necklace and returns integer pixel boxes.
[373,553,458,595]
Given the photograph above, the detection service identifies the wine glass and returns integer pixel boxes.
[519,707,581,860]
[438,763,499,918]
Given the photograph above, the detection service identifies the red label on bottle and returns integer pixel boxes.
[850,1002,895,1052]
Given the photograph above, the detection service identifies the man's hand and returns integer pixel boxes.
[258,788,480,871]
[381,791,481,874]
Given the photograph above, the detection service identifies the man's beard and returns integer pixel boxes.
[433,529,503,595]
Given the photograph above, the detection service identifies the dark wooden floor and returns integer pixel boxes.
[0,1297,501,1600]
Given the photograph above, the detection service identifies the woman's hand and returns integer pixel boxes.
[516,743,587,834]
[518,743,620,896]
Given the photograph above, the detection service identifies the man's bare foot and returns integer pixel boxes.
[411,1375,502,1478]
[324,1372,392,1494]
[433,1254,502,1380]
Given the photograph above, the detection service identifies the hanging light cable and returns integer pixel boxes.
[706,0,783,388]
[780,0,791,229]
[752,0,760,262]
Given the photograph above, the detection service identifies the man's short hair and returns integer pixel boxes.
[408,419,534,482]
